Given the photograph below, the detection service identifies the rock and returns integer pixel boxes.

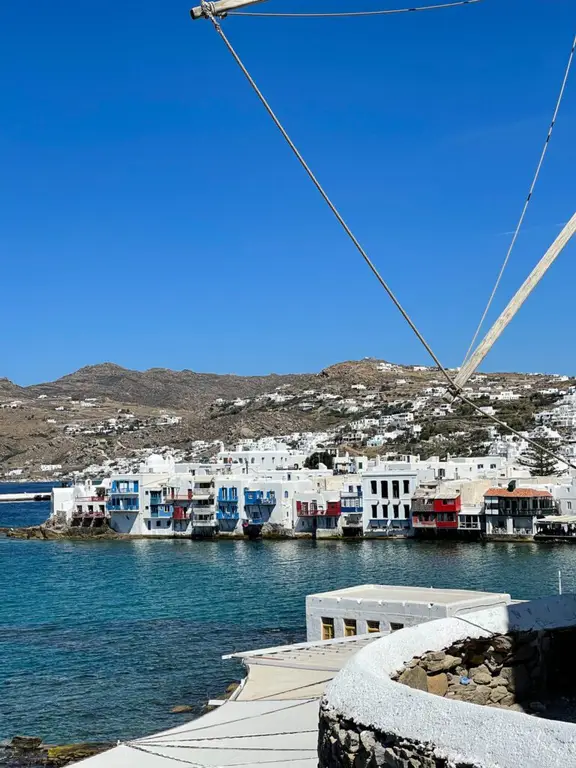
[489,676,509,689]
[359,730,376,752]
[349,731,360,752]
[170,705,194,714]
[10,736,43,751]
[468,653,486,666]
[463,685,491,705]
[427,673,448,697]
[509,644,535,664]
[470,665,493,685]
[46,744,110,767]
[398,665,428,692]
[490,686,509,703]
[500,694,516,708]
[492,635,513,653]
[502,665,531,696]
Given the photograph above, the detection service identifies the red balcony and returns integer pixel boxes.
[433,498,461,514]
[326,501,341,517]
[296,501,322,517]
[172,507,190,521]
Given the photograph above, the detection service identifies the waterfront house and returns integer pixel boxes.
[362,463,427,535]
[482,482,555,536]
[411,483,461,537]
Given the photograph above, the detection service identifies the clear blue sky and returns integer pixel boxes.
[1,0,574,385]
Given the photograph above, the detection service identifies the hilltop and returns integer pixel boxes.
[0,359,574,478]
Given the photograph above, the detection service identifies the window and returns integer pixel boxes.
[521,499,528,511]
[393,504,400,519]
[76,505,82,513]
[321,618,335,640]
[371,504,378,519]
[344,619,357,638]
[349,485,353,493]
[404,504,410,518]
[366,620,380,634]
[381,481,388,499]
[477,464,484,470]
[100,505,105,513]
[392,481,400,499]
[156,521,161,527]
[382,505,388,519]
[569,502,573,510]
[403,480,410,495]
[88,505,93,513]
[371,480,377,495]
[390,622,404,632]
[490,464,497,469]
[147,521,151,530]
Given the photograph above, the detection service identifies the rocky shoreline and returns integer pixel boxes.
[0,737,110,768]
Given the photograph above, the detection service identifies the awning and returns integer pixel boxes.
[537,515,576,525]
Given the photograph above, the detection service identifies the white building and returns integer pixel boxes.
[217,442,307,472]
[306,585,511,641]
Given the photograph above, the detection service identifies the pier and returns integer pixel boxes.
[0,493,51,503]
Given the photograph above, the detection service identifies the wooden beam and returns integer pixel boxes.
[454,211,576,390]
[191,0,270,20]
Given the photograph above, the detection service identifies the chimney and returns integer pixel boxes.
[508,480,517,492]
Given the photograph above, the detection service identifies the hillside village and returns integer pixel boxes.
[1,359,575,482]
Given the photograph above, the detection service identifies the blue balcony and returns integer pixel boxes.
[218,489,239,503]
[244,490,276,506]
[151,505,172,519]
[111,480,139,494]
[216,505,239,521]
[108,500,139,512]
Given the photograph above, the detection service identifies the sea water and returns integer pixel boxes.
[2,484,576,744]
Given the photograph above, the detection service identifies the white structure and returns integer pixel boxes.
[306,584,511,642]
[217,442,307,472]
[323,596,576,768]
[362,461,433,534]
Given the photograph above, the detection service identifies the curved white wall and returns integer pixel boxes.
[325,596,576,768]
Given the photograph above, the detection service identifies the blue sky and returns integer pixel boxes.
[1,0,574,385]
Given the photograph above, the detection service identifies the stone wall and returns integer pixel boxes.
[319,703,476,768]
[320,623,576,767]
[393,627,576,716]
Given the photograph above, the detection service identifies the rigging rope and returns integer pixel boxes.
[462,32,576,367]
[228,0,483,18]
[198,5,576,472]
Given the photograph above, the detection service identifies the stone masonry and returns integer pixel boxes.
[319,627,576,767]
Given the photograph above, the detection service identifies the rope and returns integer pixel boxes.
[462,32,576,367]
[126,741,315,766]
[228,0,483,17]
[200,6,456,394]
[198,10,576,473]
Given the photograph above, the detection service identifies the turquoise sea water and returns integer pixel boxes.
[2,484,576,745]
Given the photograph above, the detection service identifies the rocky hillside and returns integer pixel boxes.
[1,359,574,478]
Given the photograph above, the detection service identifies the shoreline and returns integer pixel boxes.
[3,523,576,545]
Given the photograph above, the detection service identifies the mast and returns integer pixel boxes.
[453,212,576,390]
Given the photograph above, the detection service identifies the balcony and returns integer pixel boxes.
[216,509,240,521]
[111,481,139,494]
[108,502,139,513]
[412,516,437,528]
[458,520,481,530]
[73,509,107,518]
[244,491,276,506]
[342,513,363,527]
[297,502,323,518]
[217,490,239,503]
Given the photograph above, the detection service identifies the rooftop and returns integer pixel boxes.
[485,487,553,498]
[307,584,511,606]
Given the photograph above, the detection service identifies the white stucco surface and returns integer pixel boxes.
[73,700,319,767]
[325,595,576,768]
